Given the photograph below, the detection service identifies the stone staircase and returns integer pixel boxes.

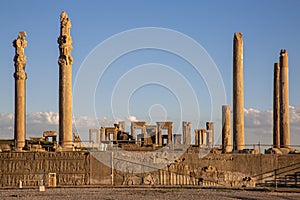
[255,162,300,188]
[264,172,300,187]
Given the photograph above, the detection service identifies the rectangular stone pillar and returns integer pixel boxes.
[89,129,93,143]
[194,129,200,146]
[182,121,191,145]
[167,124,172,145]
[273,62,280,148]
[279,49,290,148]
[101,127,106,141]
[233,32,245,151]
[206,122,214,148]
[131,123,136,141]
[200,129,207,146]
[222,105,231,153]
[96,129,101,144]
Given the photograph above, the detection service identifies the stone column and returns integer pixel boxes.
[156,122,163,146]
[58,12,73,150]
[279,49,290,148]
[96,129,101,144]
[222,105,231,153]
[206,122,214,148]
[233,32,244,151]
[194,129,200,146]
[101,127,106,141]
[182,121,191,145]
[13,32,27,151]
[131,124,136,141]
[89,129,93,143]
[273,63,280,148]
[200,129,207,146]
[167,123,173,145]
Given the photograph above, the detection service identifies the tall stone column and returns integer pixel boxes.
[233,32,244,151]
[13,32,27,151]
[222,105,231,153]
[279,49,290,148]
[273,62,280,148]
[58,12,73,150]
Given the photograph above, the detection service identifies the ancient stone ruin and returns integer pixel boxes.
[0,12,299,189]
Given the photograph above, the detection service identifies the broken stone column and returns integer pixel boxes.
[273,62,280,148]
[58,11,73,150]
[222,105,231,153]
[89,129,93,143]
[167,123,173,145]
[194,129,200,146]
[182,121,191,145]
[279,49,290,148]
[200,129,207,146]
[233,32,245,151]
[206,122,214,148]
[13,32,27,151]
[101,127,106,141]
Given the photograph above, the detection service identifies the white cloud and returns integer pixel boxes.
[244,106,300,146]
[127,115,138,122]
[0,108,299,146]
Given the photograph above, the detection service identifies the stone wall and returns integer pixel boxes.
[1,149,300,188]
[0,152,89,188]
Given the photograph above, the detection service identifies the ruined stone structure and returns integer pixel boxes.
[118,121,125,132]
[195,129,207,146]
[206,122,214,148]
[146,125,157,145]
[103,125,118,142]
[182,121,191,145]
[2,10,300,189]
[222,105,231,153]
[232,32,245,151]
[173,134,182,145]
[58,12,73,150]
[273,62,280,148]
[157,122,173,146]
[13,32,27,151]
[89,129,101,144]
[279,49,290,148]
[131,121,146,143]
[0,152,89,187]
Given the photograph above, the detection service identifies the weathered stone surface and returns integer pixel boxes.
[222,105,231,153]
[206,122,214,148]
[233,32,244,151]
[58,11,73,150]
[279,49,290,148]
[273,62,280,148]
[13,32,27,151]
[182,121,191,145]
[0,152,89,187]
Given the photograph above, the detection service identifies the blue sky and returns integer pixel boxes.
[0,1,300,144]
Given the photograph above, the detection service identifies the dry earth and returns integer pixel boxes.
[1,187,300,200]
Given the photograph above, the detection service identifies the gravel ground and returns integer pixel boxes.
[1,187,300,200]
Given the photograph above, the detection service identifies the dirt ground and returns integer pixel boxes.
[1,187,300,200]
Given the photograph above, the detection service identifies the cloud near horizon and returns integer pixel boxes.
[0,107,299,145]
